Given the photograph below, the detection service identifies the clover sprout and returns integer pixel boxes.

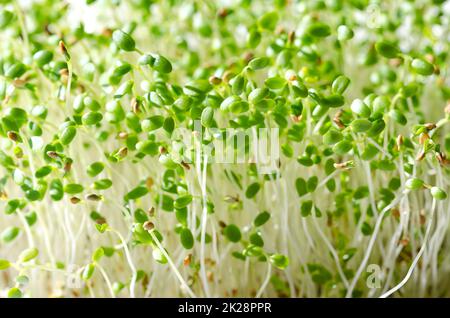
[0,0,449,299]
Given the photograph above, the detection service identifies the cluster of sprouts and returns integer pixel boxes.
[1,0,450,298]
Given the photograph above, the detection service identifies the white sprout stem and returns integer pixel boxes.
[429,203,449,292]
[377,244,404,297]
[367,137,393,159]
[148,230,197,298]
[219,243,233,264]
[428,166,448,290]
[317,169,340,188]
[200,153,211,297]
[195,135,211,297]
[36,205,56,265]
[300,211,316,250]
[281,177,296,297]
[346,194,403,298]
[312,216,349,288]
[380,199,437,298]
[256,261,272,298]
[97,264,116,298]
[362,160,385,260]
[144,271,157,297]
[285,161,316,296]
[87,282,96,298]
[313,114,328,134]
[378,192,410,295]
[74,212,87,242]
[63,206,77,266]
[54,202,71,268]
[19,129,37,186]
[110,229,137,298]
[16,210,35,248]
[244,258,250,295]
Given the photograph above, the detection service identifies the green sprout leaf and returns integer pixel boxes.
[254,211,271,227]
[180,228,194,249]
[270,254,289,269]
[113,29,136,51]
[224,224,242,243]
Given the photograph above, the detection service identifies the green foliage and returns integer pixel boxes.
[0,0,448,299]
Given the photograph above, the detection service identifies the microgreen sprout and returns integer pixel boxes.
[0,0,449,299]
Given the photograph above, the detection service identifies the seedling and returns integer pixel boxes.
[0,0,449,299]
